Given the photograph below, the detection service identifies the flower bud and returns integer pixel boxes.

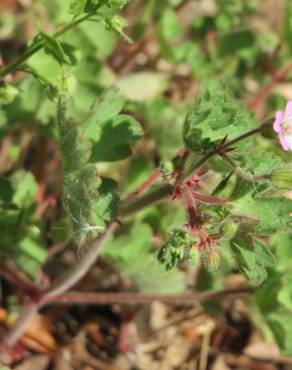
[202,248,221,272]
[209,249,221,271]
[269,168,292,190]
[220,220,238,240]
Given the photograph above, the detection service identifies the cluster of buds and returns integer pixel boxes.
[159,100,292,272]
[170,169,223,270]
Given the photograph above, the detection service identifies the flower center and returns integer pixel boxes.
[281,119,292,135]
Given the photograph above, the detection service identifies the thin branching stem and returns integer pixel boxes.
[47,286,254,305]
[3,119,269,347]
[4,222,117,347]
[221,153,266,182]
[0,12,94,79]
[119,123,266,217]
[40,222,117,301]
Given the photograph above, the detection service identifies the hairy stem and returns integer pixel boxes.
[221,153,265,182]
[3,120,268,347]
[131,169,161,196]
[181,184,199,229]
[125,148,188,201]
[191,191,226,205]
[119,183,174,217]
[119,124,265,217]
[184,126,263,178]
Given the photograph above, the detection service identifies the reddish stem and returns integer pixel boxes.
[181,184,199,231]
[129,148,188,198]
[248,64,292,114]
[0,258,41,296]
[3,124,265,348]
[132,168,161,196]
[44,287,254,305]
[191,191,226,205]
[3,223,117,347]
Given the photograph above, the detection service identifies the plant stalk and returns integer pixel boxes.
[4,222,116,346]
[47,286,254,305]
[119,124,265,217]
[3,119,269,347]
[0,12,94,79]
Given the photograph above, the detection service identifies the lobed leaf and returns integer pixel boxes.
[26,48,63,97]
[231,238,275,285]
[69,0,88,16]
[157,229,199,271]
[91,115,143,161]
[84,86,125,139]
[0,171,46,279]
[183,81,257,153]
[84,87,143,162]
[232,192,292,233]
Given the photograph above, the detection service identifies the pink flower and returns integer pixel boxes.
[273,100,292,151]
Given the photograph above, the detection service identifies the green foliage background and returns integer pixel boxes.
[1,0,292,356]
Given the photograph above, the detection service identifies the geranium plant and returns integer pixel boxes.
[0,0,292,359]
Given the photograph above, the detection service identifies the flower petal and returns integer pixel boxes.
[279,133,290,151]
[273,111,283,133]
[284,100,292,120]
[284,134,292,151]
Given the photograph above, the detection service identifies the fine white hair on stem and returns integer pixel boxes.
[63,198,105,246]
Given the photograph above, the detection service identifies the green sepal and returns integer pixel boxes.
[269,167,292,190]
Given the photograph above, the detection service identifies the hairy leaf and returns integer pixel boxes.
[232,192,292,233]
[84,86,125,139]
[243,151,282,176]
[0,171,46,278]
[26,48,63,97]
[95,177,119,223]
[157,229,197,271]
[90,114,143,162]
[231,237,275,285]
[69,0,87,16]
[183,81,257,153]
